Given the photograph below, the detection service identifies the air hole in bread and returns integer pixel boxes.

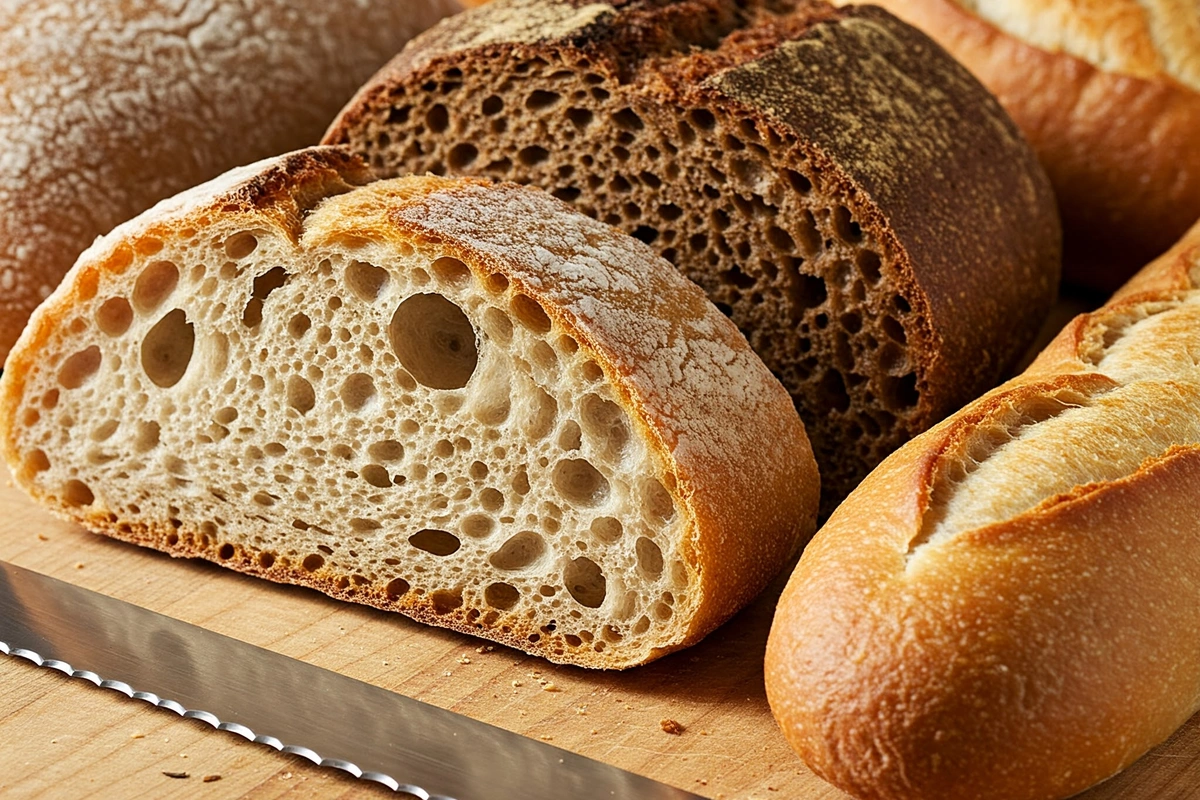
[385,577,410,599]
[636,536,664,577]
[361,464,391,489]
[490,530,546,571]
[431,588,463,614]
[389,293,478,390]
[96,297,133,337]
[346,261,390,302]
[643,477,676,525]
[63,479,94,507]
[564,556,606,608]
[224,232,259,260]
[553,458,609,507]
[23,449,51,478]
[590,516,623,544]
[368,440,404,462]
[432,257,470,288]
[461,514,494,539]
[141,310,194,388]
[485,582,519,610]
[448,143,478,169]
[242,267,289,328]
[880,373,919,411]
[340,373,377,412]
[58,346,102,389]
[133,261,180,314]
[286,375,316,414]
[409,528,461,556]
[287,313,311,339]
[482,95,504,115]
[557,420,583,452]
[511,294,551,334]
[580,394,631,461]
[91,419,118,442]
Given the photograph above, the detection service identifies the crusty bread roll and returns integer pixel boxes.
[0,0,460,367]
[323,0,1062,513]
[765,218,1200,798]
[0,147,818,669]
[840,0,1200,291]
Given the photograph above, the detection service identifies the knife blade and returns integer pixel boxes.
[0,561,705,799]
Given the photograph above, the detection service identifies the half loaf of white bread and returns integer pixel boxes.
[0,147,819,669]
[766,218,1200,797]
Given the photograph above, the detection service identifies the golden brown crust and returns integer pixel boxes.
[766,218,1200,795]
[325,0,1061,512]
[1,147,818,669]
[857,0,1200,291]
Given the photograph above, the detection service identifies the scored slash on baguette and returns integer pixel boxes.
[766,219,1200,799]
[323,0,1062,513]
[0,146,818,669]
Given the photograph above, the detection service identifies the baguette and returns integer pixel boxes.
[0,147,818,669]
[0,0,460,366]
[765,218,1200,798]
[841,0,1200,291]
[323,0,1062,513]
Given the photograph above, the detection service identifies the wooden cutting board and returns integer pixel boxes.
[1,464,1198,799]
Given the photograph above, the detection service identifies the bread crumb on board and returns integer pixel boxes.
[660,718,686,735]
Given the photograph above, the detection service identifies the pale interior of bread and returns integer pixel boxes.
[11,214,695,663]
[343,33,922,505]
[910,294,1200,560]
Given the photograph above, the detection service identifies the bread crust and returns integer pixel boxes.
[1,146,818,669]
[0,0,460,366]
[324,0,1061,510]
[854,0,1200,291]
[766,218,1200,796]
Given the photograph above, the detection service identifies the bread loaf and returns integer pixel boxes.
[323,0,1062,513]
[0,0,461,367]
[0,147,818,669]
[765,218,1200,798]
[841,0,1200,291]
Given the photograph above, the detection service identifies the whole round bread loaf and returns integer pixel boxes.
[0,0,461,367]
[323,0,1062,513]
[0,146,819,669]
[766,218,1200,798]
[844,0,1200,291]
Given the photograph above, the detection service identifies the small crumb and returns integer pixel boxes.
[475,645,494,654]
[280,772,293,780]
[74,563,85,570]
[180,753,188,759]
[130,733,145,739]
[162,771,189,779]
[202,775,222,783]
[511,680,523,688]
[700,730,710,736]
[50,739,58,744]
[539,735,553,741]
[542,682,560,692]
[457,655,472,665]
[518,710,527,717]
[590,728,599,735]
[660,719,686,735]
[442,670,453,677]
[575,705,588,715]
[382,660,389,666]
[37,534,49,541]
[698,779,708,786]
[768,787,778,792]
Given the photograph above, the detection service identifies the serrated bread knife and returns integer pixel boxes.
[0,561,704,799]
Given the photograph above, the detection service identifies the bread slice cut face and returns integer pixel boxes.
[0,147,818,668]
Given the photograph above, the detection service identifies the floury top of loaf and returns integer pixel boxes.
[0,147,819,669]
[325,0,1062,512]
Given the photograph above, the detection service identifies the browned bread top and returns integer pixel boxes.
[848,0,1200,291]
[0,146,818,668]
[326,0,1061,513]
[766,218,1200,798]
[0,0,460,366]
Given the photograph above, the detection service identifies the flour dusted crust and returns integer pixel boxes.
[0,0,461,366]
[766,217,1200,798]
[0,147,818,669]
[324,0,1061,513]
[847,0,1200,290]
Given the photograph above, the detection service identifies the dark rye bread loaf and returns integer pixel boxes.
[324,0,1062,510]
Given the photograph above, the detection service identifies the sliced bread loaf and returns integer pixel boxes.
[324,0,1062,511]
[0,147,818,669]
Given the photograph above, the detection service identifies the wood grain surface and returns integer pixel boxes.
[1,463,1198,799]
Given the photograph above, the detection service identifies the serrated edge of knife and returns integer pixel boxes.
[0,640,455,799]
